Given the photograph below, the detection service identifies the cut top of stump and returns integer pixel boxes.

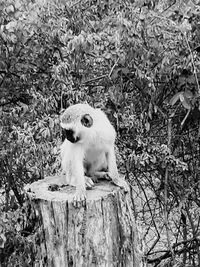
[24,175,123,203]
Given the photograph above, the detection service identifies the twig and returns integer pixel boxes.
[183,32,200,94]
[163,117,174,261]
[82,74,107,85]
[185,206,200,265]
[133,173,161,255]
[181,109,190,128]
[109,58,120,78]
[147,242,199,264]
[148,236,200,256]
[181,210,187,265]
[149,0,176,25]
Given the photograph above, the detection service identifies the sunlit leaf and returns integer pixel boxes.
[0,233,6,248]
[6,5,14,13]
[169,92,183,106]
[180,97,191,110]
[5,21,17,32]
[145,122,150,132]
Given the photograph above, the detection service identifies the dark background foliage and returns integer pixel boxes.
[1,0,200,266]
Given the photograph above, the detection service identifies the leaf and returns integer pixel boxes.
[111,69,120,79]
[139,14,145,20]
[0,233,6,248]
[49,118,54,129]
[5,21,17,32]
[14,0,21,9]
[6,5,14,13]
[104,52,111,59]
[169,92,183,106]
[179,19,192,34]
[10,33,17,43]
[187,76,196,84]
[179,94,184,102]
[145,122,150,132]
[181,100,191,110]
[14,11,22,19]
[180,95,191,110]
[178,77,186,88]
[43,128,50,138]
[184,90,193,99]
[121,68,129,75]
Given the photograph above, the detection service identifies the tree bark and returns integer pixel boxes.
[24,176,141,267]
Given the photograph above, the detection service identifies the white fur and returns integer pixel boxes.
[60,104,128,202]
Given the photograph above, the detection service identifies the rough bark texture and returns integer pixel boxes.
[25,176,141,267]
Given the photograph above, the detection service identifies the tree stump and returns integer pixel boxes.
[24,175,141,267]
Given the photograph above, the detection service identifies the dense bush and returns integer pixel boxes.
[1,0,200,266]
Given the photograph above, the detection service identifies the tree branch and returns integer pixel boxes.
[147,237,200,264]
